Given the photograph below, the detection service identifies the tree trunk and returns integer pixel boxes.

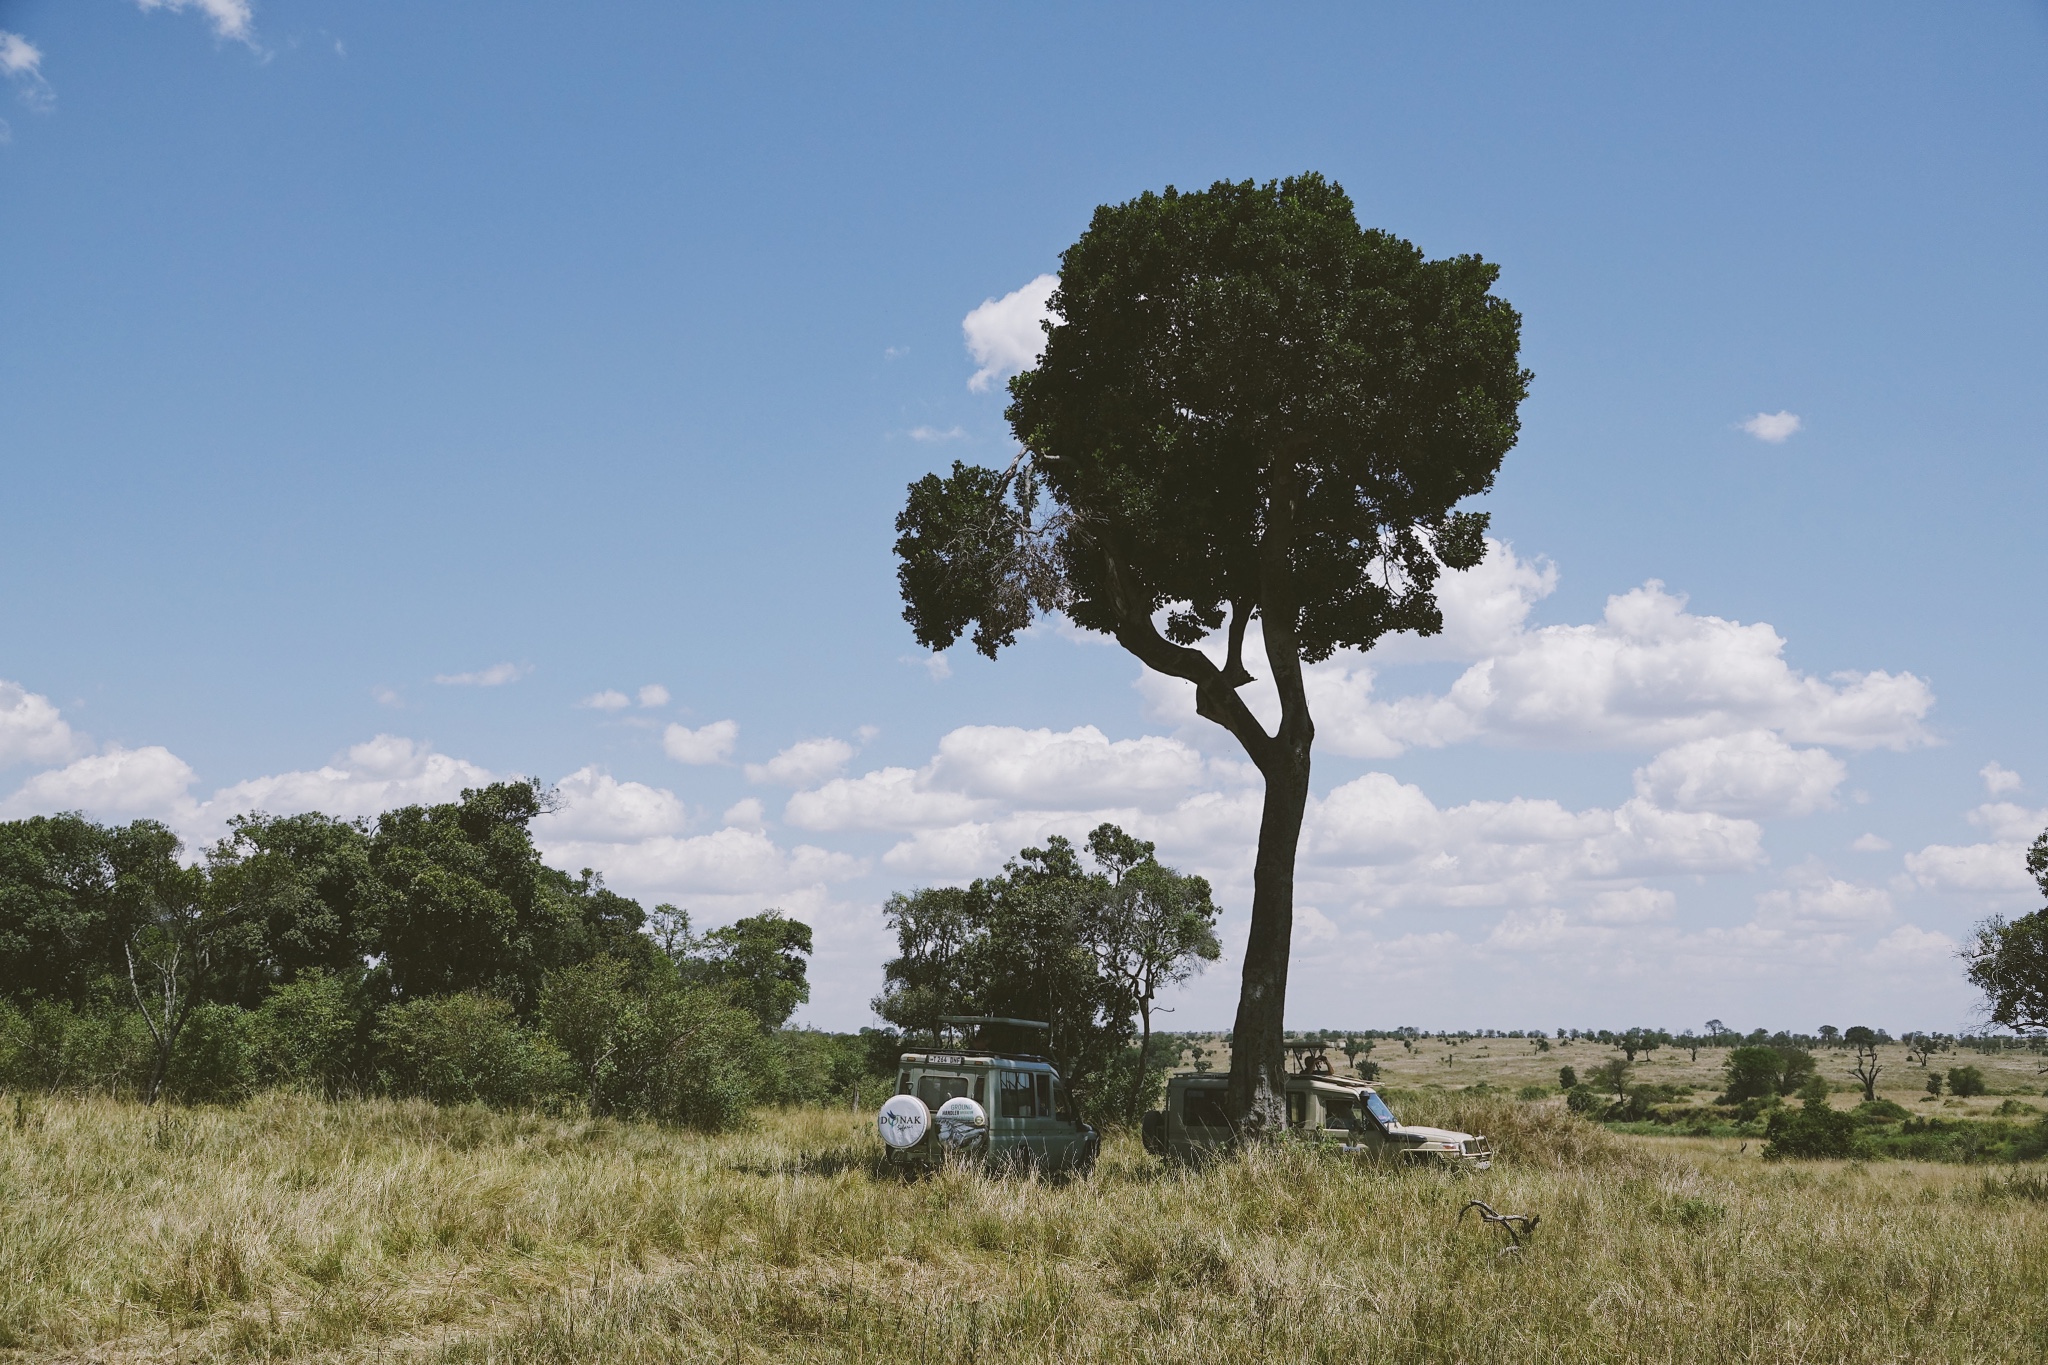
[1128,994,1154,1122]
[1226,741,1311,1138]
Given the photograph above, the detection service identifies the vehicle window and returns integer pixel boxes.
[1322,1097,1358,1130]
[898,1071,911,1095]
[973,1076,985,1105]
[1052,1080,1074,1123]
[918,1074,969,1108]
[1182,1088,1230,1129]
[1364,1092,1398,1127]
[1035,1073,1052,1119]
[1287,1091,1308,1128]
[999,1069,1035,1118]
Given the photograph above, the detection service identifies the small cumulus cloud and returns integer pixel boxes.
[1740,410,1803,443]
[1,31,53,110]
[133,0,257,46]
[909,425,967,443]
[579,690,631,711]
[1981,762,2022,795]
[373,686,405,709]
[0,679,80,768]
[907,653,952,681]
[664,719,738,765]
[435,662,529,687]
[1851,833,1891,853]
[964,274,1056,392]
[637,684,670,709]
[747,738,856,787]
[722,797,766,829]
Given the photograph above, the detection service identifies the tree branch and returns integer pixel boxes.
[1096,546,1279,768]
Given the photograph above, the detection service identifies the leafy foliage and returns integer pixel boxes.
[1965,825,2048,1032]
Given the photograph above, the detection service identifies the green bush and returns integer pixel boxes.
[1948,1066,1988,1098]
[1764,1101,1857,1159]
[607,986,768,1131]
[1853,1098,1913,1124]
[0,1000,152,1096]
[1557,1065,1577,1091]
[254,970,368,1095]
[1517,1084,1551,1101]
[165,1004,256,1105]
[377,993,572,1109]
[1565,1085,1603,1114]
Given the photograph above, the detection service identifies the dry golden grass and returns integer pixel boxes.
[3,1091,2046,1363]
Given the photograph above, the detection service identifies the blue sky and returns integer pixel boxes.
[3,1,2044,1034]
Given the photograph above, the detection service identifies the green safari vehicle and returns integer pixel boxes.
[875,1017,1100,1174]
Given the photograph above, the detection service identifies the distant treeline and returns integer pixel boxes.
[0,780,899,1128]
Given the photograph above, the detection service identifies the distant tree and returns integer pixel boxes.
[1085,824,1222,1119]
[691,912,814,1030]
[1677,1031,1701,1062]
[1947,1065,1988,1098]
[1925,1070,1944,1098]
[541,955,638,1111]
[1704,1018,1727,1042]
[1963,825,2048,1032]
[1721,1045,1818,1104]
[893,175,1529,1133]
[1844,1025,1882,1102]
[204,811,378,1006]
[121,840,218,1104]
[1558,1064,1578,1091]
[1590,1058,1632,1101]
[1818,1024,1840,1047]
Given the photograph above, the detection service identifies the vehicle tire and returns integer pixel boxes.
[1140,1109,1167,1157]
[1073,1130,1100,1177]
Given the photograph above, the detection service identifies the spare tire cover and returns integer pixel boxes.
[935,1096,988,1150]
[877,1094,930,1149]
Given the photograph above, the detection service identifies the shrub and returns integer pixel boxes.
[1517,1084,1551,1101]
[165,1004,256,1105]
[1853,1098,1913,1124]
[1557,1065,1577,1091]
[607,986,767,1131]
[1565,1085,1603,1114]
[0,1000,152,1096]
[1764,1102,1856,1159]
[253,971,367,1095]
[377,993,572,1109]
[1948,1066,1988,1098]
[1722,1045,1816,1103]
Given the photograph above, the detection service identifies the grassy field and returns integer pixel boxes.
[6,1085,2048,1363]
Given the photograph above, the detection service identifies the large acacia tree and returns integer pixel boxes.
[893,175,1529,1132]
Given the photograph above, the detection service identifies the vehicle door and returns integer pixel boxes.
[995,1067,1036,1166]
[1042,1073,1086,1170]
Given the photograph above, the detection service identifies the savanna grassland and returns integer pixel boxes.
[6,1084,2048,1364]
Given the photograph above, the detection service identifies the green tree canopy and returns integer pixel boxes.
[1963,825,2048,1033]
[894,174,1528,1131]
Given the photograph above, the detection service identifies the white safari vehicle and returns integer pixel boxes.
[875,1017,1099,1174]
[1143,1050,1491,1169]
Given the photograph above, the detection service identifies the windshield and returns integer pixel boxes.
[1364,1091,1398,1127]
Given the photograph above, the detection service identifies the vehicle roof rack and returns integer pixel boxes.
[939,1015,1049,1030]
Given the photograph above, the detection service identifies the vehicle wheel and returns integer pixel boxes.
[1073,1131,1100,1177]
[1140,1110,1166,1157]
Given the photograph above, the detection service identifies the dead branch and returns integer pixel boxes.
[1462,1199,1540,1247]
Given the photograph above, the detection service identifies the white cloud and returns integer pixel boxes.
[200,736,492,833]
[1740,410,1802,443]
[1,31,52,110]
[663,719,738,765]
[1755,867,1893,933]
[787,766,994,833]
[1,745,197,823]
[963,273,1056,392]
[747,737,856,786]
[1851,833,1891,853]
[1981,762,2022,795]
[1136,545,1933,762]
[133,0,256,45]
[910,653,952,681]
[579,690,631,711]
[538,767,689,842]
[373,686,405,709]
[909,425,967,442]
[1633,730,1845,817]
[1905,799,2046,897]
[722,797,765,829]
[435,662,529,687]
[538,826,862,904]
[1866,924,1959,973]
[0,680,80,769]
[637,684,670,709]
